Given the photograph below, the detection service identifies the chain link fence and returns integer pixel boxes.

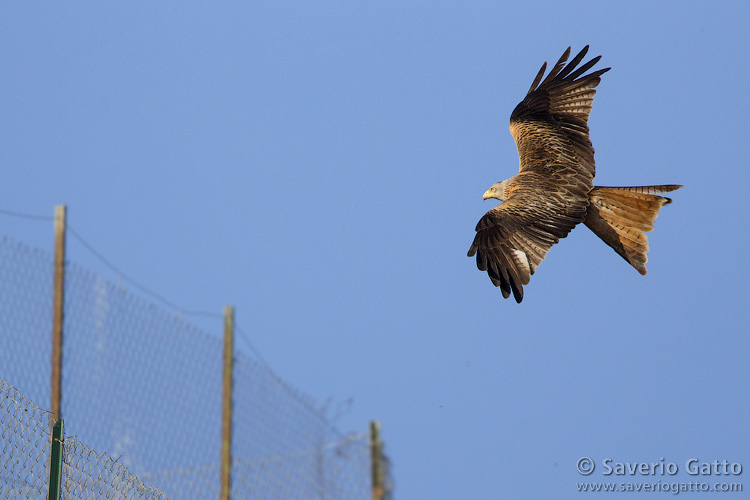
[0,378,52,499]
[0,234,379,499]
[62,436,169,499]
[0,237,52,409]
[1,377,168,499]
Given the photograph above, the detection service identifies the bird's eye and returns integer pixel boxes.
[491,187,496,192]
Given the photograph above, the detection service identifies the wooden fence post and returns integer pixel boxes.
[221,306,234,500]
[370,420,384,500]
[51,205,66,421]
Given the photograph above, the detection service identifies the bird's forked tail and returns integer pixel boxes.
[584,185,682,275]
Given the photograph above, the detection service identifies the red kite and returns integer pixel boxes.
[468,46,681,302]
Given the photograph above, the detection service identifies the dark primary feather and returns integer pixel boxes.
[469,46,610,302]
[510,45,610,179]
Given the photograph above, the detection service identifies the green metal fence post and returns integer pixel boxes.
[48,419,64,500]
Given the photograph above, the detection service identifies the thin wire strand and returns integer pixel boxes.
[234,324,270,368]
[0,208,53,221]
[67,225,186,312]
[67,224,271,369]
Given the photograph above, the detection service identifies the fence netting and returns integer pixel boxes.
[0,378,168,500]
[0,379,52,499]
[0,235,374,499]
[0,237,52,409]
[61,436,168,499]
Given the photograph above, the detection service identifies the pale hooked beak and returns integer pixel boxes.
[482,188,494,201]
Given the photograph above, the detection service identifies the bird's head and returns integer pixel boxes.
[482,179,510,202]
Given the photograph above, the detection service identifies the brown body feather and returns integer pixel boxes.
[468,47,681,302]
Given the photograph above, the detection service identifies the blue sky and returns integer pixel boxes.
[2,2,749,498]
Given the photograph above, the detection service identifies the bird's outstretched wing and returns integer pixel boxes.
[468,46,610,302]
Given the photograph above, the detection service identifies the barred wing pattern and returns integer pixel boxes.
[468,46,610,302]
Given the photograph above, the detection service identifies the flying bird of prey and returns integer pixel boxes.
[468,46,681,303]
